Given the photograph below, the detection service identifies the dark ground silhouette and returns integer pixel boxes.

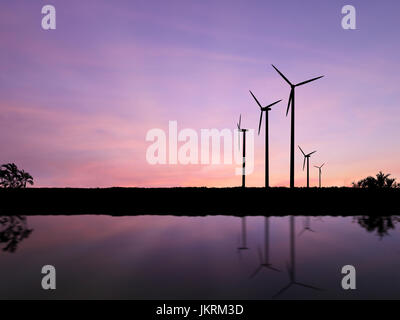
[1,187,400,216]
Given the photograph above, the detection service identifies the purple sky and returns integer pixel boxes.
[1,0,400,187]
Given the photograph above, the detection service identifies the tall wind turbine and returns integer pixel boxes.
[271,65,323,188]
[249,91,281,188]
[298,146,316,188]
[237,115,248,188]
[314,163,325,188]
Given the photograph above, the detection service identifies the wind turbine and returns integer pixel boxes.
[272,216,323,299]
[271,65,323,188]
[249,91,281,188]
[249,217,280,278]
[314,163,325,188]
[298,146,316,188]
[237,115,248,188]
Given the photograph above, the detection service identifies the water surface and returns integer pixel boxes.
[0,215,399,299]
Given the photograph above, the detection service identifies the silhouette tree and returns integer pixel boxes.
[352,171,397,189]
[0,216,33,252]
[355,216,400,239]
[0,163,33,188]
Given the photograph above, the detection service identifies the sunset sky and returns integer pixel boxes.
[1,0,400,188]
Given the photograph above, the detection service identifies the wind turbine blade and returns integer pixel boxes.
[286,90,293,116]
[298,145,306,156]
[258,111,263,135]
[296,75,324,87]
[239,114,242,129]
[321,163,325,168]
[294,282,323,291]
[314,166,319,169]
[303,157,306,171]
[298,228,306,237]
[271,65,292,86]
[249,90,262,109]
[266,99,282,108]
[272,283,292,299]
[267,265,281,272]
[307,151,317,156]
[249,266,263,279]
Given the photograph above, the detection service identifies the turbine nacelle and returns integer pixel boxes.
[314,163,325,172]
[298,146,317,170]
[271,64,324,117]
[236,114,248,132]
[249,90,281,135]
[236,114,248,151]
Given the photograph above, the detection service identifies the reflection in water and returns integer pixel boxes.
[356,216,400,238]
[273,216,323,298]
[2,214,400,299]
[0,216,33,253]
[1,215,400,299]
[298,217,316,236]
[250,217,280,278]
[237,217,249,251]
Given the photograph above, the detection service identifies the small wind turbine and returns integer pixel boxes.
[314,163,325,188]
[271,65,323,188]
[272,216,322,299]
[298,146,316,188]
[237,115,248,188]
[249,91,281,188]
[249,217,280,278]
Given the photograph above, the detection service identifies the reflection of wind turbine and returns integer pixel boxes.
[250,217,280,278]
[237,115,248,188]
[298,217,316,236]
[237,217,249,251]
[272,65,323,188]
[298,146,316,188]
[249,91,281,188]
[273,216,322,299]
[314,163,325,188]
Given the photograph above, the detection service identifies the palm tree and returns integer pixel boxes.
[352,171,397,189]
[0,163,34,188]
[376,171,395,188]
[19,170,34,188]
